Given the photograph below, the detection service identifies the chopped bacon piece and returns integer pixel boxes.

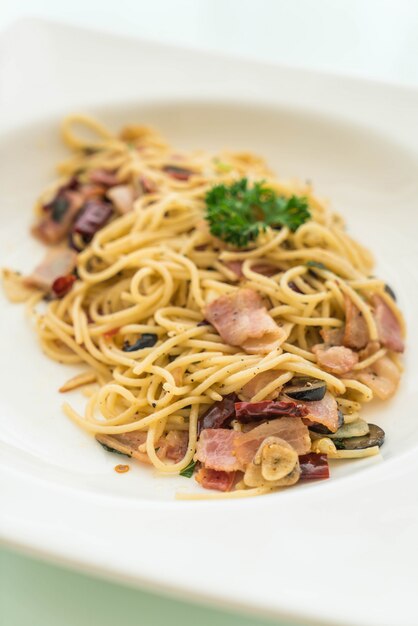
[197,393,237,435]
[358,341,381,361]
[235,400,308,422]
[140,175,157,194]
[234,418,311,466]
[372,295,404,353]
[195,429,242,471]
[251,263,279,277]
[195,468,237,492]
[80,183,106,199]
[24,248,77,292]
[356,355,401,400]
[204,288,286,354]
[99,430,189,466]
[159,430,189,462]
[224,261,244,279]
[32,190,84,244]
[106,184,136,214]
[320,327,344,346]
[52,274,76,298]
[240,370,281,401]
[298,392,340,433]
[89,169,119,186]
[299,453,329,479]
[343,295,369,349]
[312,344,358,375]
[96,432,150,464]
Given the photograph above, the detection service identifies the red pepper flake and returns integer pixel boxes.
[114,464,130,473]
[197,393,237,435]
[299,453,330,480]
[52,274,76,298]
[73,199,113,239]
[103,327,120,339]
[163,165,195,181]
[234,400,309,422]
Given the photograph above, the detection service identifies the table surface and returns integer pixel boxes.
[1,2,418,625]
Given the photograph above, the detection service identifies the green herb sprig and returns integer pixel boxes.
[205,178,310,248]
[180,460,196,478]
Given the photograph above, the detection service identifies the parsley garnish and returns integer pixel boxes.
[180,460,196,478]
[97,441,131,457]
[205,178,310,248]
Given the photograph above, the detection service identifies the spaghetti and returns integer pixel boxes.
[2,115,406,497]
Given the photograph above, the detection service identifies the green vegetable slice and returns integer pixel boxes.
[180,460,196,478]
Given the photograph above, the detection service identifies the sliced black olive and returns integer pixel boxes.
[163,165,195,180]
[122,333,158,352]
[309,409,344,435]
[51,195,70,222]
[333,423,385,450]
[384,284,397,301]
[97,440,131,457]
[285,377,327,402]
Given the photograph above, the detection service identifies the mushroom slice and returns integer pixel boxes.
[244,436,301,488]
[328,419,370,440]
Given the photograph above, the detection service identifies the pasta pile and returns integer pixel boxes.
[4,115,405,497]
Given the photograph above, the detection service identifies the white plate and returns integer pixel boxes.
[1,19,418,626]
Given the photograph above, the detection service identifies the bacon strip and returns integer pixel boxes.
[240,370,282,401]
[297,392,340,433]
[195,418,311,473]
[24,247,77,291]
[195,468,237,492]
[158,430,189,462]
[234,418,311,466]
[204,288,286,354]
[195,429,242,471]
[224,261,278,280]
[97,429,189,465]
[320,327,344,346]
[96,432,150,464]
[107,184,137,214]
[356,355,401,400]
[32,190,84,245]
[343,295,369,349]
[372,295,404,353]
[312,344,358,375]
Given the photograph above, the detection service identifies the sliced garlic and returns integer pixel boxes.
[244,436,300,488]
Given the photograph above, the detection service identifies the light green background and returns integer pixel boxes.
[0,547,308,626]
